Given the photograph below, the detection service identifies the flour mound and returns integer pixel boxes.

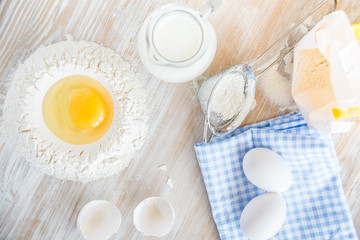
[1,37,148,182]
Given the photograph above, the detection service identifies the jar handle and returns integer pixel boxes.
[199,0,222,19]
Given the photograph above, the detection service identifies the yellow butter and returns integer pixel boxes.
[332,106,360,120]
[351,23,360,45]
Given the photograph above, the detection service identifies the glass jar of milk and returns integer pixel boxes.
[138,1,220,83]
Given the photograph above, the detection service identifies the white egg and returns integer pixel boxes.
[133,197,175,237]
[77,200,122,240]
[243,148,292,192]
[240,193,286,240]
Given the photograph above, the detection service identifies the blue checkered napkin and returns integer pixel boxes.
[194,112,358,240]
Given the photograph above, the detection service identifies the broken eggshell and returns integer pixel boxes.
[77,200,122,240]
[133,197,175,237]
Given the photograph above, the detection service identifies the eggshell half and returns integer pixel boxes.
[240,193,286,240]
[243,148,292,192]
[77,200,121,240]
[133,197,175,237]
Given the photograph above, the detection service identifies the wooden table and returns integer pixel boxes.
[0,0,359,239]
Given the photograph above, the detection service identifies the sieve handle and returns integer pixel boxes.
[203,119,213,144]
[248,0,337,78]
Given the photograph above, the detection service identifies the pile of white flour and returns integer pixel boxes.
[0,36,148,182]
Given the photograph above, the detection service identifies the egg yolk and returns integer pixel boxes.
[42,75,114,145]
[68,89,106,129]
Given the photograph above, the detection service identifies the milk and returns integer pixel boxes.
[138,3,218,83]
[153,11,203,62]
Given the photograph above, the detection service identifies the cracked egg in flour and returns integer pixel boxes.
[0,37,148,182]
[42,75,114,145]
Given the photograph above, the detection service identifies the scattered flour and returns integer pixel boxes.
[258,17,315,109]
[0,36,148,183]
[259,53,296,108]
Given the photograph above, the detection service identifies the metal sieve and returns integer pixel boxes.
[199,0,338,143]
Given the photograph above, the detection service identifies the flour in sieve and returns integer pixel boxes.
[0,36,148,183]
[198,72,255,131]
[209,74,246,121]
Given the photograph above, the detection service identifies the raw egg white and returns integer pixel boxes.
[240,193,286,240]
[42,75,114,145]
[243,148,292,193]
